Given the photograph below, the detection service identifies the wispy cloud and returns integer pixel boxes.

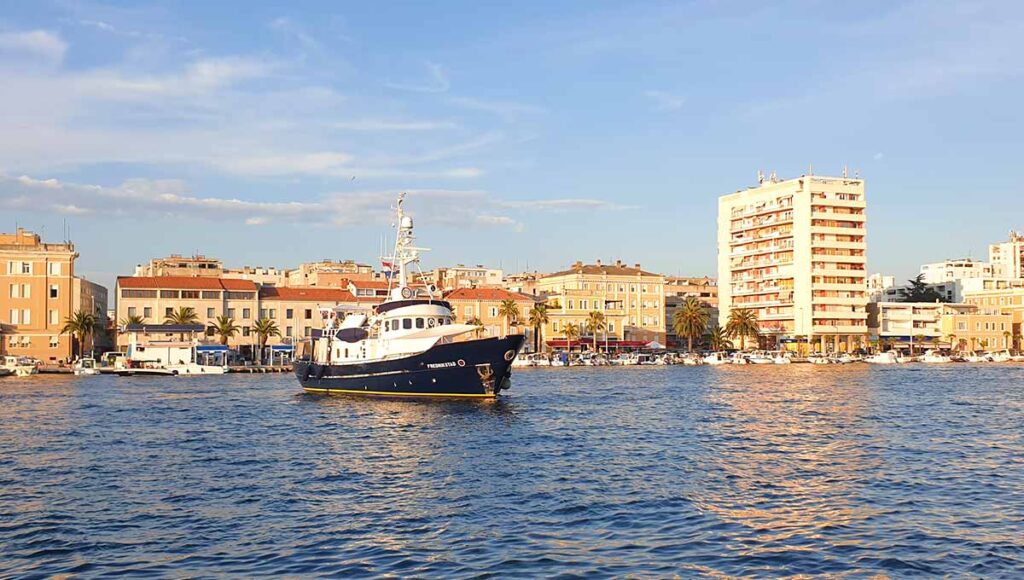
[497,198,637,211]
[0,30,67,64]
[269,17,320,51]
[446,96,544,120]
[643,90,685,111]
[386,61,450,93]
[212,151,354,176]
[332,119,458,131]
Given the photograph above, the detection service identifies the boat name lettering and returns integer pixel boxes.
[426,361,458,369]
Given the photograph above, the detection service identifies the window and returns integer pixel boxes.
[207,308,215,318]
[608,322,615,332]
[269,309,276,319]
[403,318,412,329]
[304,327,311,337]
[201,291,220,299]
[8,284,17,298]
[286,327,293,337]
[49,336,59,348]
[49,310,58,325]
[227,308,235,318]
[181,291,200,299]
[21,262,31,274]
[144,307,152,319]
[286,309,294,319]
[165,308,173,318]
[581,300,588,310]
[225,292,255,300]
[21,309,30,324]
[122,289,158,298]
[49,285,57,299]
[465,306,473,316]
[128,307,137,317]
[568,300,574,310]
[242,327,251,337]
[160,290,179,299]
[489,307,498,317]
[304,309,312,320]
[416,318,425,329]
[10,309,18,324]
[242,308,251,319]
[48,263,60,276]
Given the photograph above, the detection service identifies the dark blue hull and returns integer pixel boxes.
[294,335,526,398]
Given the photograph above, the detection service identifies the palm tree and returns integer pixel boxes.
[119,314,145,327]
[466,317,485,339]
[672,297,709,353]
[970,336,978,352]
[585,311,606,353]
[1014,331,1023,353]
[980,339,989,350]
[528,304,549,353]
[911,334,927,357]
[946,333,958,352]
[707,325,733,352]
[164,306,200,325]
[61,310,99,359]
[1003,330,1013,350]
[213,315,240,346]
[562,322,580,353]
[253,318,281,364]
[725,308,760,350]
[498,299,521,337]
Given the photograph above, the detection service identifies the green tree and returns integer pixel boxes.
[1003,330,1012,350]
[911,334,927,356]
[466,316,485,339]
[61,310,99,359]
[253,318,281,363]
[164,306,200,325]
[898,274,946,303]
[585,311,606,353]
[119,314,145,327]
[672,297,709,353]
[708,325,733,352]
[725,308,760,350]
[528,304,549,353]
[562,322,580,352]
[498,299,521,337]
[213,315,240,346]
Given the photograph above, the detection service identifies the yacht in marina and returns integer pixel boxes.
[294,194,525,398]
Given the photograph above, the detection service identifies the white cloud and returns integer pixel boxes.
[0,30,67,64]
[213,152,354,176]
[643,90,685,111]
[497,198,637,211]
[446,96,544,120]
[269,17,320,51]
[386,61,450,93]
[333,119,458,131]
[245,217,269,226]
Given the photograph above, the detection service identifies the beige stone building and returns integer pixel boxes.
[868,301,1013,352]
[0,228,109,362]
[134,254,224,277]
[718,174,868,352]
[535,260,666,350]
[426,265,504,291]
[286,260,380,287]
[989,231,1024,279]
[963,280,1024,350]
[444,287,538,345]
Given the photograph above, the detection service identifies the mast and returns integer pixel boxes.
[387,193,430,302]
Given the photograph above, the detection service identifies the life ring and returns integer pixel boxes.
[401,287,414,299]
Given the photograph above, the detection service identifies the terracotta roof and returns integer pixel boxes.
[348,280,391,289]
[444,288,538,302]
[543,263,661,278]
[117,276,258,291]
[259,287,357,302]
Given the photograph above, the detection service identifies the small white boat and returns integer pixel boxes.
[1,356,37,377]
[961,351,989,363]
[729,353,750,365]
[745,351,775,365]
[921,349,953,363]
[703,352,731,366]
[988,350,1012,363]
[681,354,704,366]
[865,351,902,364]
[773,351,792,364]
[73,357,101,376]
[808,354,832,365]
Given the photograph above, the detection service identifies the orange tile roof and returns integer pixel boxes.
[259,287,357,302]
[444,288,538,302]
[348,280,391,289]
[117,276,258,291]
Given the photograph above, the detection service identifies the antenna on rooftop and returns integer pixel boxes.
[842,164,848,178]
[808,163,814,176]
[757,169,765,185]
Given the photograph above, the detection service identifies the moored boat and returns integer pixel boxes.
[865,351,902,364]
[2,356,37,377]
[72,357,101,376]
[294,194,525,398]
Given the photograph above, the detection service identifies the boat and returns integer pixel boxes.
[989,350,1012,363]
[808,354,832,365]
[773,351,792,364]
[745,351,774,364]
[0,368,12,378]
[1,356,37,377]
[681,353,704,366]
[702,352,731,366]
[961,351,989,363]
[921,349,953,363]
[865,351,902,364]
[72,357,101,376]
[119,324,230,376]
[294,194,525,398]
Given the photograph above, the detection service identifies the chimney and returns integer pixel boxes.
[595,259,602,266]
[615,259,623,267]
[573,260,583,269]
[634,263,641,269]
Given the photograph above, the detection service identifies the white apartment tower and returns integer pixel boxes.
[718,174,868,351]
[989,231,1024,279]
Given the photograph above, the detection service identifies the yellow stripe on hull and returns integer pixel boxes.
[303,387,496,398]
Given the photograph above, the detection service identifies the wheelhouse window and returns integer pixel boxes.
[403,318,412,329]
[416,318,425,328]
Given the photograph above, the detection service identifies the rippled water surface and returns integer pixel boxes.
[2,365,1023,577]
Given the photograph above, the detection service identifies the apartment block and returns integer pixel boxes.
[427,265,504,291]
[989,231,1024,279]
[444,287,538,345]
[0,228,87,361]
[535,260,666,349]
[718,174,868,351]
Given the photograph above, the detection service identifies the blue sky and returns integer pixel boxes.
[1,0,1023,291]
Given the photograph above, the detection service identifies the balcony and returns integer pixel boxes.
[810,253,867,264]
[730,216,794,234]
[813,240,865,250]
[730,243,795,257]
[811,210,866,221]
[812,324,868,334]
[810,225,866,236]
[813,283,867,292]
[812,295,867,305]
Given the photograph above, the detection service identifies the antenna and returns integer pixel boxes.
[808,163,813,176]
[842,164,848,178]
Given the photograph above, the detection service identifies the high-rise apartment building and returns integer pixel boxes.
[718,174,868,351]
[989,231,1024,279]
[919,258,992,284]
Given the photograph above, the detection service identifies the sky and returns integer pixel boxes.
[1,0,1023,292]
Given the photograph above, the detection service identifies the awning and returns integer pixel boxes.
[270,345,294,351]
[196,345,229,352]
